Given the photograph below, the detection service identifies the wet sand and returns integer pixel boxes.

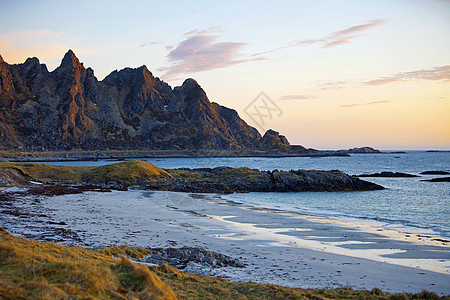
[1,188,449,295]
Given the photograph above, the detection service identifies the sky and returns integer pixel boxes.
[1,0,449,150]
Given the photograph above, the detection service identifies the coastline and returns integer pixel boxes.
[1,188,449,295]
[0,149,355,162]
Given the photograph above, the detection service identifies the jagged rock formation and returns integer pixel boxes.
[0,50,301,152]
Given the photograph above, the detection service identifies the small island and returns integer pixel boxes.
[356,171,418,178]
[0,160,383,192]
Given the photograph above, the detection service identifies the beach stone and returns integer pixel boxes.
[144,247,245,269]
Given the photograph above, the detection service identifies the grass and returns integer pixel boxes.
[0,227,176,299]
[0,160,171,187]
[0,228,447,299]
[0,161,91,184]
[87,160,171,186]
[0,160,264,188]
[167,167,265,184]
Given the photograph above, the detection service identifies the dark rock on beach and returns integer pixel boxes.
[144,247,245,269]
[357,172,418,178]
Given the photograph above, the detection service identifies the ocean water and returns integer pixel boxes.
[41,151,450,239]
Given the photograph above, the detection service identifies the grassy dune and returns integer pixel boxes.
[0,161,91,184]
[0,228,446,299]
[0,160,169,186]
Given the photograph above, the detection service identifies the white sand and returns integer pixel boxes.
[4,189,450,295]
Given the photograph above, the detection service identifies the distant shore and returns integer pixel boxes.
[0,147,392,162]
[0,149,355,162]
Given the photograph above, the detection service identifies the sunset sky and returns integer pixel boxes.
[1,0,449,150]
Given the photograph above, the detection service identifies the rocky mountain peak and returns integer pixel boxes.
[179,78,201,91]
[13,56,50,94]
[86,67,95,77]
[58,49,83,71]
[0,55,14,93]
[258,129,290,150]
[23,57,40,66]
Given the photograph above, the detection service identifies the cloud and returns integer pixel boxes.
[140,41,159,47]
[316,65,449,91]
[160,32,264,80]
[279,95,317,100]
[315,80,356,90]
[252,19,387,56]
[331,19,387,37]
[366,65,450,85]
[184,25,225,36]
[341,100,390,108]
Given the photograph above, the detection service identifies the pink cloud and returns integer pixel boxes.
[366,66,450,85]
[331,19,387,37]
[252,19,387,56]
[160,34,264,80]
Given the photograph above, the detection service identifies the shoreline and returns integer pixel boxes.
[1,187,449,295]
[222,194,450,246]
[0,149,378,162]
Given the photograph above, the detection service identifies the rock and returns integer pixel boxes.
[142,166,385,193]
[0,168,30,187]
[357,172,418,178]
[420,171,450,175]
[421,177,450,182]
[144,247,245,269]
[344,147,381,154]
[258,129,290,151]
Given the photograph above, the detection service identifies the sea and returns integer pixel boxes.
[42,151,450,240]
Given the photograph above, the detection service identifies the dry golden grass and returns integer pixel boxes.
[0,227,175,299]
[87,160,171,186]
[0,160,170,186]
[0,161,92,184]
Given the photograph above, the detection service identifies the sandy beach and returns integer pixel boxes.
[1,188,449,295]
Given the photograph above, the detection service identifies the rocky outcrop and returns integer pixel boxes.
[144,247,245,269]
[420,171,450,175]
[148,167,384,193]
[0,168,30,187]
[421,177,450,182]
[0,50,300,152]
[357,172,418,178]
[257,129,290,151]
[345,147,381,154]
[0,160,384,192]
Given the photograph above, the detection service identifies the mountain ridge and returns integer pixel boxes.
[0,50,304,152]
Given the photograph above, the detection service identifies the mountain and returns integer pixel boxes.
[0,50,305,152]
